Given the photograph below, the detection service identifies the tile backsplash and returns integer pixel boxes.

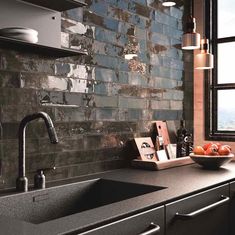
[0,0,192,188]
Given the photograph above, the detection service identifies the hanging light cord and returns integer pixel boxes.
[191,0,194,17]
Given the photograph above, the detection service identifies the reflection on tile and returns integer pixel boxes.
[70,79,88,93]
[44,76,68,91]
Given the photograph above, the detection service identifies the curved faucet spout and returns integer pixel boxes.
[18,112,59,144]
[16,112,58,192]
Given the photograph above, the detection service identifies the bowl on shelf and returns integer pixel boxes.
[189,153,234,169]
[0,27,38,43]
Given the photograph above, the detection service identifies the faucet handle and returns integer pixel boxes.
[34,167,56,189]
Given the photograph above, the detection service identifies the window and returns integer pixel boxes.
[205,0,235,141]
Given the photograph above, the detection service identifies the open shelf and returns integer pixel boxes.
[0,36,87,58]
[20,0,87,11]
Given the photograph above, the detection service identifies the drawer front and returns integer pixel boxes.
[166,184,229,235]
[79,206,164,235]
[229,181,235,235]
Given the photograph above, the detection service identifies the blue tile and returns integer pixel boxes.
[93,54,119,70]
[103,17,119,31]
[95,68,118,82]
[105,44,123,57]
[133,0,147,6]
[89,1,109,17]
[150,21,164,34]
[95,27,117,43]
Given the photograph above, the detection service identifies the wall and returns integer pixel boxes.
[0,0,188,189]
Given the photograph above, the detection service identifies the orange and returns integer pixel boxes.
[203,142,213,151]
[193,146,205,155]
[218,145,231,155]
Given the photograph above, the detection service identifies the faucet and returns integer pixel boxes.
[16,112,58,192]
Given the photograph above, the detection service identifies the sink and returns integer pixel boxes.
[0,179,165,224]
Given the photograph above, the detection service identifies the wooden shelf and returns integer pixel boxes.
[0,36,87,58]
[21,0,87,11]
[132,157,194,171]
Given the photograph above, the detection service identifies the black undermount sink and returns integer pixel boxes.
[0,179,165,224]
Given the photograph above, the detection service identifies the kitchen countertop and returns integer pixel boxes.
[2,162,235,235]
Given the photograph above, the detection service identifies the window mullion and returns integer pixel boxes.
[217,37,235,43]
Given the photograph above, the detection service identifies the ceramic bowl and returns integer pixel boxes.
[4,34,38,43]
[189,153,234,169]
[0,27,38,43]
[0,27,38,36]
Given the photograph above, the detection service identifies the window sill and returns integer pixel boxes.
[205,132,235,142]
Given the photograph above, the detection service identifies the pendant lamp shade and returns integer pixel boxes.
[162,1,176,7]
[195,38,214,69]
[182,16,200,50]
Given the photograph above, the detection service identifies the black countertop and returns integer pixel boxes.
[1,162,235,235]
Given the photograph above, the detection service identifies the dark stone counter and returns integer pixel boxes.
[1,162,235,235]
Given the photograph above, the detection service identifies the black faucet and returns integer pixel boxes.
[16,112,58,192]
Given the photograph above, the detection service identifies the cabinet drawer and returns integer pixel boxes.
[79,206,164,235]
[229,181,235,235]
[166,184,229,235]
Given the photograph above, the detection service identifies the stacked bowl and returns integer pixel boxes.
[0,27,38,43]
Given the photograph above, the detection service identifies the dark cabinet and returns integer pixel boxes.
[79,206,164,235]
[229,181,235,235]
[165,184,230,235]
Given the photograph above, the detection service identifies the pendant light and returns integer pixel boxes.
[195,38,214,69]
[182,0,200,50]
[195,0,214,70]
[162,1,176,7]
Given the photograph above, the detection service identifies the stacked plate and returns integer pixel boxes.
[0,27,38,43]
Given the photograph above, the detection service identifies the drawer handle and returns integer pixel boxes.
[175,195,229,220]
[138,222,160,235]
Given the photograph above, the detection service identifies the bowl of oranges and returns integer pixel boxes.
[189,143,234,169]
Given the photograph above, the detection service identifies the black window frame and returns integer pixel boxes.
[205,0,235,141]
